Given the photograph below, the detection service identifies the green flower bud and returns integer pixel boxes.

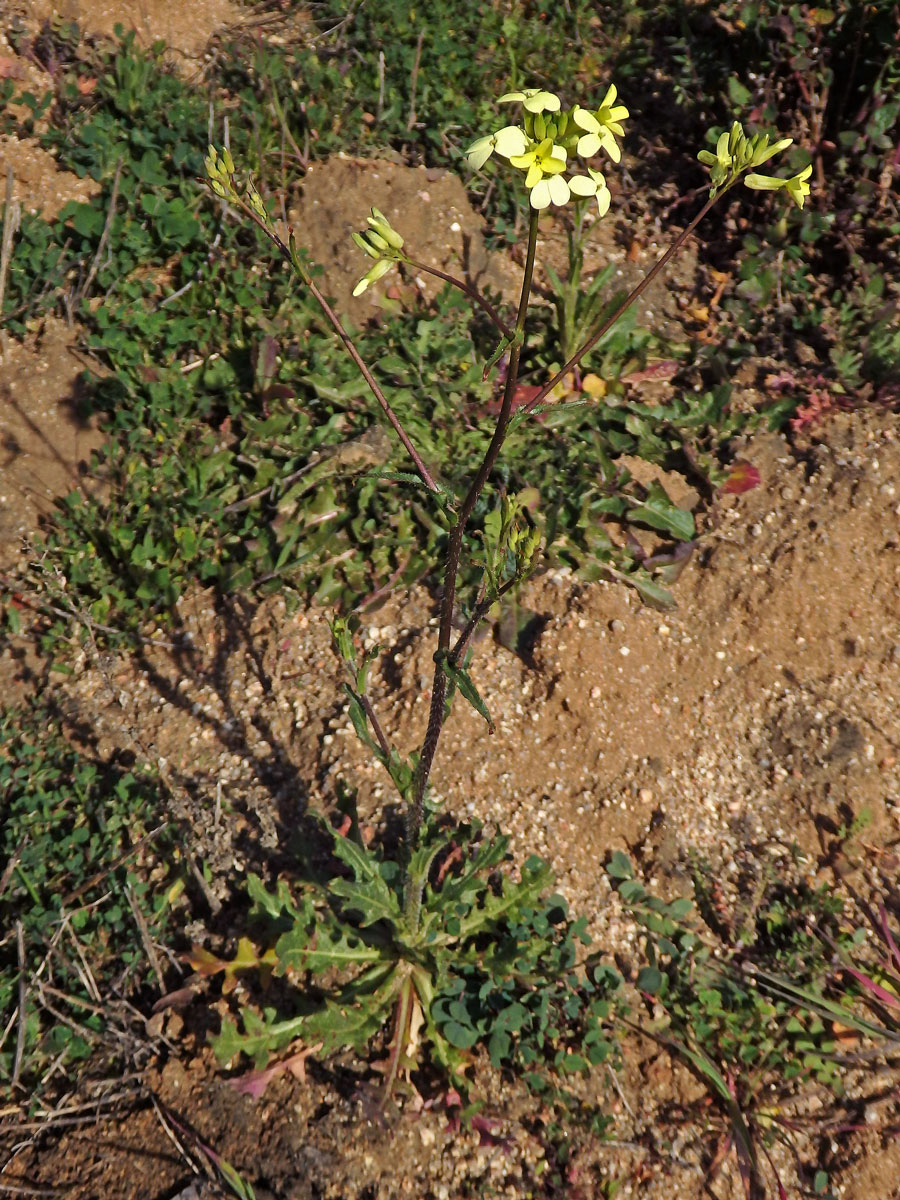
[352,230,379,258]
[352,256,393,297]
[365,229,390,253]
[367,209,404,251]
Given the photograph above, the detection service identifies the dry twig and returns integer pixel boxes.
[0,164,22,361]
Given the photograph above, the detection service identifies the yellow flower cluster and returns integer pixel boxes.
[465,86,625,213]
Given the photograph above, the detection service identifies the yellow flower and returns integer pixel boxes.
[744,164,813,208]
[568,167,611,216]
[508,138,570,208]
[572,86,629,163]
[465,125,528,170]
[498,87,561,114]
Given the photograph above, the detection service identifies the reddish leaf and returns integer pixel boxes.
[228,1045,321,1098]
[722,460,761,495]
[621,360,679,385]
[470,1114,512,1151]
[844,966,900,1010]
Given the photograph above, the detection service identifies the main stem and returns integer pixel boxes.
[403,209,540,910]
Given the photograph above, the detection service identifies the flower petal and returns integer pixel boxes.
[524,161,544,189]
[600,130,622,163]
[573,106,600,134]
[529,179,552,209]
[786,165,812,208]
[499,87,560,113]
[465,135,495,170]
[576,132,602,157]
[568,174,599,196]
[546,174,571,206]
[524,89,561,113]
[493,125,528,157]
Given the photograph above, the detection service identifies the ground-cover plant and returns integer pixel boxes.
[0,702,180,1107]
[606,849,900,1197]
[195,83,811,1110]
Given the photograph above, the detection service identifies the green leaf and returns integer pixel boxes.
[636,966,663,995]
[246,874,300,921]
[606,851,633,880]
[442,1020,479,1050]
[606,566,677,611]
[438,654,494,734]
[274,919,383,974]
[627,481,695,541]
[329,877,402,928]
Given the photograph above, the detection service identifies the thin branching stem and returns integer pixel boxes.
[301,271,441,494]
[226,187,441,495]
[448,573,520,667]
[360,693,391,759]
[402,255,512,338]
[523,192,720,414]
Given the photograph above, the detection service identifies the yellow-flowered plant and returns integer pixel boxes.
[200,87,815,1115]
[455,90,807,218]
[572,86,629,163]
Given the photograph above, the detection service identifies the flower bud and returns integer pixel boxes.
[352,256,393,297]
[352,230,380,259]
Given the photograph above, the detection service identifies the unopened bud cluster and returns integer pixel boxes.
[500,493,541,586]
[351,208,406,296]
[508,518,541,576]
[698,120,811,207]
[204,144,271,226]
